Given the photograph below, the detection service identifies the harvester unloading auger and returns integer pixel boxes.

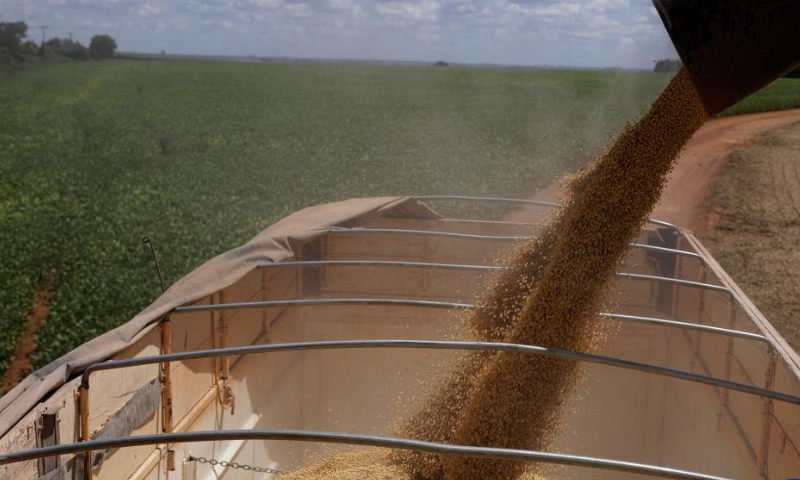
[2,3,800,480]
[654,0,800,115]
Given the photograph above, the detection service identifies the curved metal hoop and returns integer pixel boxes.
[79,339,799,405]
[0,429,733,480]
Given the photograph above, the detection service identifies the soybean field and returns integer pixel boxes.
[0,58,796,391]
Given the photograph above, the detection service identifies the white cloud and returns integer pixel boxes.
[327,0,354,11]
[74,0,122,5]
[284,3,313,17]
[530,3,578,17]
[134,2,164,17]
[376,0,441,21]
[247,0,284,9]
[584,0,629,13]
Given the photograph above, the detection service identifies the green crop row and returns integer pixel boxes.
[724,77,800,116]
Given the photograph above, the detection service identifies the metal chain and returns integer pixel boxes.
[188,455,283,475]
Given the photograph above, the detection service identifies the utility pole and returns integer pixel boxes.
[39,25,49,46]
[38,25,49,57]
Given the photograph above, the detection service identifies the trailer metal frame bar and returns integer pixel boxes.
[410,195,680,230]
[77,340,798,405]
[412,194,562,208]
[254,258,731,296]
[258,259,506,272]
[174,298,476,313]
[175,296,764,344]
[257,256,706,276]
[0,429,732,480]
[329,228,703,262]
[617,272,733,296]
[331,227,527,241]
[256,259,722,292]
[600,313,767,343]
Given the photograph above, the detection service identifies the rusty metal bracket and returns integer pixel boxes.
[76,385,92,480]
[159,319,175,472]
[756,348,778,478]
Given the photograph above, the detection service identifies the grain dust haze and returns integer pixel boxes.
[282,68,710,480]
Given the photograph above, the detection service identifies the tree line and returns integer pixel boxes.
[653,59,682,73]
[0,21,117,64]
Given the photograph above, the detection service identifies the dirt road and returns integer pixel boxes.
[519,108,800,237]
[653,108,800,236]
[703,117,800,351]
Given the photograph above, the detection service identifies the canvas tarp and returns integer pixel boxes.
[0,196,441,438]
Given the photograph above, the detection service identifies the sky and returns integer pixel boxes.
[2,0,679,69]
